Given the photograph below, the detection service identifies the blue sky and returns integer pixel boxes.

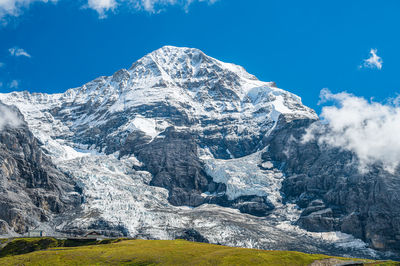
[0,0,398,111]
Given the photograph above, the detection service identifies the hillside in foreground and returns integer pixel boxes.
[0,238,397,266]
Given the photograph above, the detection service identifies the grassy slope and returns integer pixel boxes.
[0,239,397,266]
[0,237,122,257]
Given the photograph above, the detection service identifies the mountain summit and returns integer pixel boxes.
[0,46,316,158]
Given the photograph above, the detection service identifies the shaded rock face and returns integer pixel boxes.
[0,220,13,235]
[174,229,209,243]
[206,195,274,218]
[129,127,274,216]
[0,102,81,234]
[134,127,216,207]
[263,115,400,253]
[60,218,129,238]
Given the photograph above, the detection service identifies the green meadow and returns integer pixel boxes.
[0,238,398,265]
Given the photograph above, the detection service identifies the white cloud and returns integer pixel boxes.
[361,48,383,70]
[86,0,117,18]
[0,104,21,131]
[1,0,218,21]
[133,0,181,13]
[86,0,218,16]
[135,0,217,13]
[304,89,400,173]
[0,0,57,22]
[9,47,31,58]
[9,79,19,88]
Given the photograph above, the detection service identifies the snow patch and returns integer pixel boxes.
[200,147,283,204]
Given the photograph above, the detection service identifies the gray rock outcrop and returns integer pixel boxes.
[264,115,400,253]
[0,102,81,234]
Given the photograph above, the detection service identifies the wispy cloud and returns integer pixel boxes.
[304,89,400,173]
[361,48,383,70]
[0,0,57,22]
[9,47,31,58]
[86,0,117,18]
[86,0,218,17]
[130,0,218,13]
[0,62,4,68]
[9,79,19,89]
[1,0,218,21]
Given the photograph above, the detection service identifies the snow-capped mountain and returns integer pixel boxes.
[0,46,398,260]
[0,45,317,212]
[0,46,315,157]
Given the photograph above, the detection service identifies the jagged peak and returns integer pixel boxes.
[128,45,258,81]
[0,46,317,123]
[145,45,208,61]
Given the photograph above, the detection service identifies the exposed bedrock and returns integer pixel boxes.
[173,229,209,243]
[124,126,275,217]
[263,115,400,252]
[0,102,82,235]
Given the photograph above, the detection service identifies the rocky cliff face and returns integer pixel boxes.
[264,115,400,253]
[0,102,81,235]
[0,46,398,259]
